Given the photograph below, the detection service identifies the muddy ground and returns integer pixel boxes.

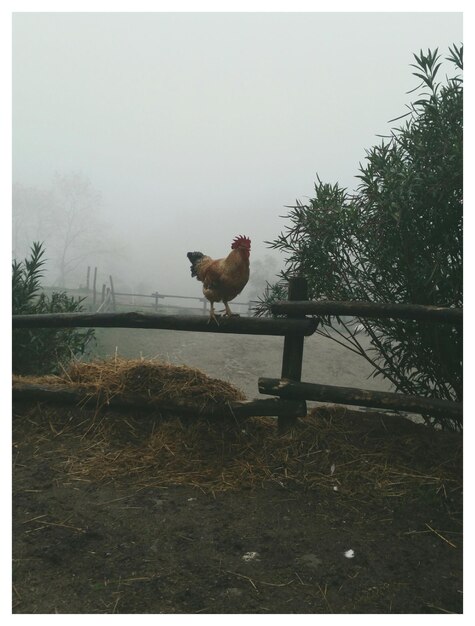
[12,398,462,614]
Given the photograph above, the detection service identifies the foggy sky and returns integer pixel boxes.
[12,12,462,296]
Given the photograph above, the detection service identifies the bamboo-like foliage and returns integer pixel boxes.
[256,46,463,430]
[12,242,95,375]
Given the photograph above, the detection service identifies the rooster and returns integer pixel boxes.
[187,235,251,323]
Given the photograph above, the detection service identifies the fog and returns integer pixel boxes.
[12,12,462,300]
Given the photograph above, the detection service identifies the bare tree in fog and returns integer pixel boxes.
[49,173,105,286]
[13,172,120,287]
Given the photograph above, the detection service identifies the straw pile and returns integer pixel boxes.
[13,356,245,410]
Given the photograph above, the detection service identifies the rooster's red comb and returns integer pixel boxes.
[231,235,251,250]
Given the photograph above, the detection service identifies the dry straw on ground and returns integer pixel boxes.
[62,407,462,498]
[13,358,462,499]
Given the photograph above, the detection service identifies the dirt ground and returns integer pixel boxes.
[12,397,462,614]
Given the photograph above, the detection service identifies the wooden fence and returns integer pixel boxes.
[12,277,463,430]
[79,266,253,316]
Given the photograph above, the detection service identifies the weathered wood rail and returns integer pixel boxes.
[259,378,463,421]
[271,300,463,324]
[12,277,462,429]
[12,382,307,419]
[12,311,317,336]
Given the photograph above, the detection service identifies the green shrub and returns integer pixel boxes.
[256,46,463,431]
[12,242,95,375]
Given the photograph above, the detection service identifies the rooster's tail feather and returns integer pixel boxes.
[187,251,205,278]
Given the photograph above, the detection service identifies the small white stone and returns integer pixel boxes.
[344,549,355,559]
[225,587,243,598]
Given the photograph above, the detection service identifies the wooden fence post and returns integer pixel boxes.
[153,292,159,312]
[279,275,308,431]
[109,275,116,311]
[92,267,98,309]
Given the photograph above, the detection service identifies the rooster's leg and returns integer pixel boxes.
[208,303,220,326]
[223,302,240,318]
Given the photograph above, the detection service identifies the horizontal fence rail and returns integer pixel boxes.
[258,377,462,421]
[271,300,463,324]
[12,382,308,419]
[114,292,199,300]
[12,311,317,336]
